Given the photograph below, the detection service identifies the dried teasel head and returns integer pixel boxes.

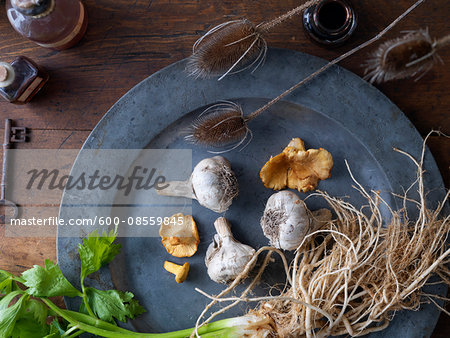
[185,1,321,80]
[364,29,449,83]
[185,101,252,153]
[186,19,267,80]
[186,3,433,150]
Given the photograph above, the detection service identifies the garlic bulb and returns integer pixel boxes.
[205,217,256,283]
[260,191,331,250]
[157,156,238,213]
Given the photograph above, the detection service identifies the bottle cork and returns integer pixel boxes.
[13,0,39,9]
[0,57,48,103]
[0,66,8,82]
[11,0,54,18]
[0,62,15,88]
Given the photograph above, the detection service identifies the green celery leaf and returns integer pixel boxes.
[125,297,146,319]
[0,271,18,294]
[80,287,145,323]
[0,292,28,337]
[118,290,146,319]
[12,301,60,338]
[44,319,66,337]
[24,299,48,325]
[12,317,49,338]
[22,260,82,297]
[43,333,62,338]
[0,291,24,311]
[78,229,122,282]
[0,271,11,283]
[41,320,66,338]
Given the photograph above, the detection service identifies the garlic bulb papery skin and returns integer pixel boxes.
[260,191,331,250]
[157,156,238,213]
[205,217,256,284]
[191,156,238,212]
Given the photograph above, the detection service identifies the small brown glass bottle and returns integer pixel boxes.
[0,56,49,104]
[6,0,88,50]
[303,0,357,47]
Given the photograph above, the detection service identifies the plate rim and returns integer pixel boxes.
[57,47,446,336]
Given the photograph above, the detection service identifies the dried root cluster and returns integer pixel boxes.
[259,186,449,337]
[195,141,449,337]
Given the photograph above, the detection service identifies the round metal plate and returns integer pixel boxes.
[58,48,446,336]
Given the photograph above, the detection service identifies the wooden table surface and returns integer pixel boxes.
[0,0,448,336]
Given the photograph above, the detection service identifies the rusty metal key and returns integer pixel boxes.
[1,119,27,224]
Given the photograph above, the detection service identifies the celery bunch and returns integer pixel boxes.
[0,229,247,337]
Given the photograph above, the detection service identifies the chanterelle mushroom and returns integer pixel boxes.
[159,213,200,257]
[260,138,333,192]
[164,261,189,283]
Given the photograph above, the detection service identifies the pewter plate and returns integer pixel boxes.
[58,48,446,336]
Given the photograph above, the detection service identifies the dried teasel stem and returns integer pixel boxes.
[186,0,426,150]
[365,30,450,83]
[193,131,450,337]
[186,0,320,80]
[435,34,450,50]
[246,0,426,121]
[256,0,320,33]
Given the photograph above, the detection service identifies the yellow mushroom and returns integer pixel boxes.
[159,213,200,257]
[260,138,333,193]
[164,261,189,283]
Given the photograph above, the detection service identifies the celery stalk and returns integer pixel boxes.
[42,298,245,338]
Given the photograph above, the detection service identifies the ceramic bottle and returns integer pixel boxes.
[6,0,88,50]
[0,56,49,104]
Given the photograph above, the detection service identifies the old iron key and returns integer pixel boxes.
[0,119,27,224]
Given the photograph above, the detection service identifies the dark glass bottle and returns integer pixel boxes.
[303,0,357,47]
[6,0,88,50]
[0,56,49,104]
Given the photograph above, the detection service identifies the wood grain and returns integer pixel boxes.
[0,0,448,335]
[0,130,88,273]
